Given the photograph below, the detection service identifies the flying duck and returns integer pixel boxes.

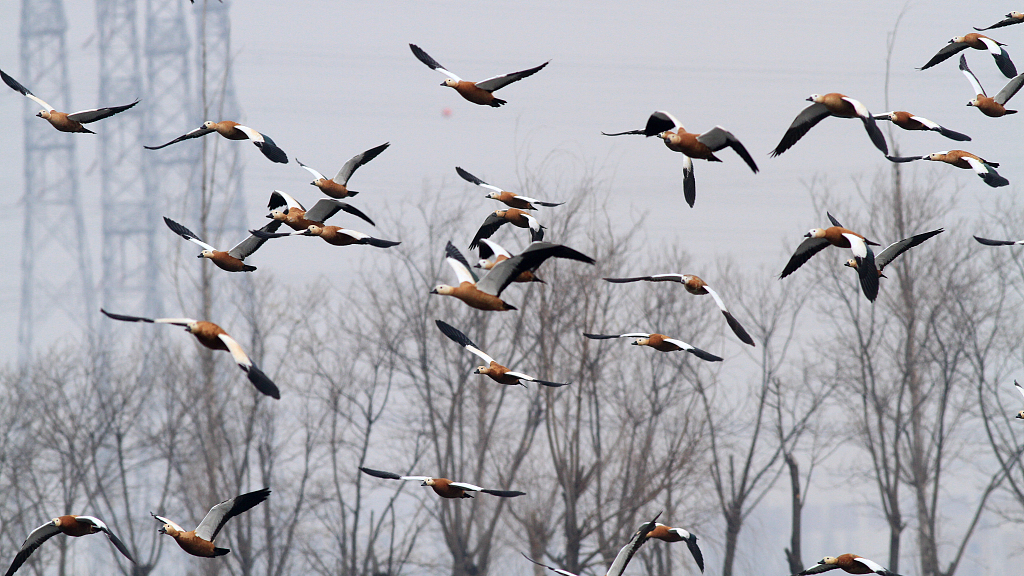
[646,523,704,573]
[771,94,887,157]
[4,516,134,576]
[456,167,563,209]
[359,467,524,498]
[250,224,399,248]
[1,69,138,133]
[145,121,288,164]
[844,228,944,302]
[870,111,970,141]
[164,216,281,272]
[431,241,594,311]
[603,274,753,346]
[780,212,880,301]
[100,309,280,398]
[885,150,1008,188]
[266,190,375,231]
[152,488,270,557]
[582,332,722,362]
[409,44,548,107]
[435,320,569,388]
[469,209,544,249]
[521,513,662,576]
[475,239,547,283]
[794,554,901,576]
[958,55,1024,117]
[603,111,758,207]
[295,142,389,198]
[1013,381,1024,420]
[920,33,1017,78]
[976,12,1024,31]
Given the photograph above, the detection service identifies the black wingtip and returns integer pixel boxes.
[974,236,1016,246]
[245,365,280,399]
[359,466,402,480]
[688,347,723,362]
[361,237,401,248]
[723,311,755,347]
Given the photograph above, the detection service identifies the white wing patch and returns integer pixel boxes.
[663,338,695,351]
[853,556,886,573]
[448,481,484,492]
[296,160,327,182]
[910,115,940,130]
[465,344,496,365]
[843,233,868,258]
[218,333,253,370]
[446,255,477,285]
[233,124,264,143]
[1015,380,1024,401]
[153,318,197,327]
[479,238,512,259]
[702,285,730,313]
[841,97,871,119]
[962,156,990,175]
[153,515,186,533]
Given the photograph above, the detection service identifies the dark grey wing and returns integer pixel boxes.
[770,103,831,157]
[994,70,1024,105]
[935,126,972,141]
[875,228,944,270]
[974,235,1018,246]
[606,513,661,576]
[885,155,926,163]
[682,156,696,208]
[1,68,33,97]
[780,237,831,278]
[243,364,280,399]
[976,15,1024,31]
[101,308,156,323]
[474,61,549,92]
[67,99,139,123]
[583,333,629,340]
[5,522,61,576]
[456,166,488,186]
[602,110,678,137]
[532,379,571,388]
[477,242,595,296]
[194,488,271,541]
[796,564,841,576]
[603,276,659,283]
[304,199,376,227]
[991,46,1018,78]
[162,216,208,246]
[144,126,214,150]
[697,126,759,172]
[409,43,449,73]
[723,311,755,347]
[521,553,580,576]
[227,221,283,259]
[95,527,135,564]
[334,142,389,185]
[859,115,889,154]
[469,213,508,249]
[857,247,880,302]
[919,41,969,70]
[359,466,403,480]
[685,535,705,573]
[685,345,724,362]
[479,489,526,497]
[254,133,288,164]
[826,212,843,228]
[435,319,480,351]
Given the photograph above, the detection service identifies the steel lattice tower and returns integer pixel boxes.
[18,0,97,366]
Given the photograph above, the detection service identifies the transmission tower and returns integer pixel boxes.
[18,0,97,366]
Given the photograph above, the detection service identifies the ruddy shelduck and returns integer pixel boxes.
[521,513,661,576]
[359,467,525,498]
[870,111,970,141]
[431,241,594,311]
[886,149,1008,188]
[957,54,1024,117]
[646,523,705,573]
[2,69,138,133]
[266,190,375,231]
[780,213,880,301]
[5,515,134,576]
[604,111,758,207]
[603,273,754,346]
[100,309,280,399]
[920,33,1017,78]
[152,488,269,557]
[583,332,722,362]
[295,142,389,199]
[469,208,544,249]
[409,44,548,107]
[145,121,288,164]
[844,228,944,301]
[251,224,399,248]
[794,554,901,576]
[435,320,569,388]
[771,94,887,157]
[164,216,281,272]
[475,238,547,284]
[456,167,563,209]
[976,12,1024,31]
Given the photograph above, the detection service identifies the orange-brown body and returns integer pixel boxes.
[491,191,536,210]
[661,131,721,161]
[821,227,869,248]
[887,111,929,130]
[971,95,1013,117]
[38,111,92,133]
[312,179,354,199]
[204,251,254,272]
[188,321,229,351]
[928,150,991,169]
[272,207,321,231]
[425,478,471,498]
[636,334,682,352]
[442,282,516,311]
[646,524,685,542]
[54,516,98,537]
[309,226,361,246]
[476,361,522,386]
[960,33,998,50]
[830,554,873,575]
[815,93,859,117]
[681,275,709,295]
[449,81,502,106]
[497,208,533,228]
[209,120,248,140]
[161,526,220,557]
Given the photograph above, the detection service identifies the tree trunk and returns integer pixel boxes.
[783,452,803,575]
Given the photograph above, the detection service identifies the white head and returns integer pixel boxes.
[36,110,51,119]
[202,120,216,129]
[199,250,214,260]
[430,285,455,296]
[442,78,458,88]
[819,557,838,565]
[805,228,826,238]
[807,94,823,103]
[950,36,966,44]
[924,152,948,162]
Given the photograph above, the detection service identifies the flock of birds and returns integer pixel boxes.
[3,7,1024,576]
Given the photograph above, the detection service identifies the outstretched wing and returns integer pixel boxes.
[144,125,214,150]
[697,126,759,173]
[962,157,1010,187]
[702,285,755,346]
[796,564,841,576]
[662,338,723,362]
[974,235,1020,246]
[476,242,595,296]
[67,99,139,123]
[474,61,549,92]
[959,55,988,96]
[469,212,509,249]
[780,237,831,278]
[606,513,661,576]
[1,68,55,111]
[521,553,579,576]
[978,36,1018,78]
[75,516,135,564]
[583,332,650,340]
[770,102,831,157]
[841,97,887,154]
[856,247,880,302]
[435,319,495,365]
[295,159,327,182]
[919,41,969,70]
[5,521,61,576]
[228,221,283,260]
[456,166,504,194]
[604,274,683,283]
[409,44,462,81]
[602,110,681,137]
[993,70,1024,105]
[194,488,271,541]
[268,190,305,213]
[335,142,390,185]
[304,199,376,227]
[445,241,479,284]
[875,228,944,270]
[218,334,280,398]
[234,125,288,164]
[163,216,216,252]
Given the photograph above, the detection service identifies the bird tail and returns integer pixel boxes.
[213,548,230,556]
[489,98,507,107]
[360,237,401,248]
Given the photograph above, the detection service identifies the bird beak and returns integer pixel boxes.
[266,212,274,219]
[473,367,482,374]
[805,96,814,102]
[803,232,812,238]
[440,81,447,86]
[429,288,438,294]
[196,253,203,258]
